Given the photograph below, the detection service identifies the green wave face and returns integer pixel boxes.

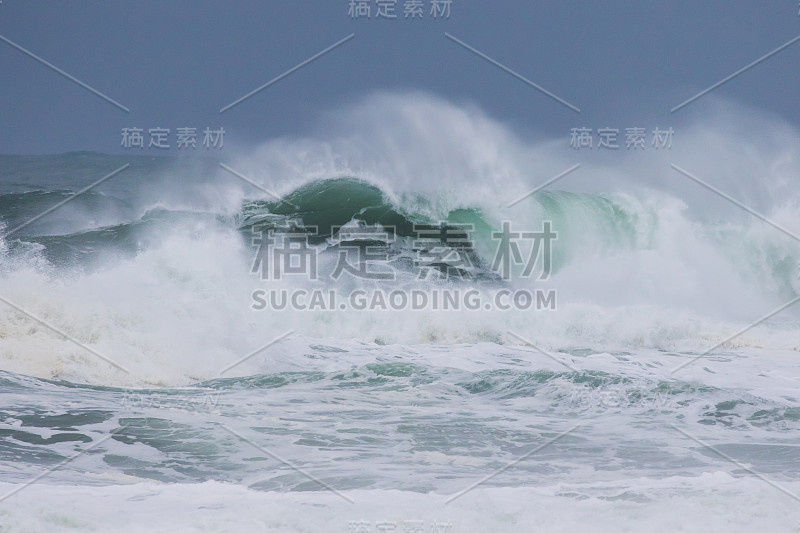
[2,174,798,301]
[237,178,655,280]
[240,178,423,241]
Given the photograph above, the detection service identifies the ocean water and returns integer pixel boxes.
[1,98,800,532]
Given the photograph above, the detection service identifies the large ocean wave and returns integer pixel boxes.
[1,94,799,387]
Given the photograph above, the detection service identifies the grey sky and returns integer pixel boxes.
[1,1,799,154]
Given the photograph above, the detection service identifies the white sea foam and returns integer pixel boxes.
[0,476,798,533]
[1,95,799,387]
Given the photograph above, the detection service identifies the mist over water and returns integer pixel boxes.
[1,94,800,532]
[0,93,798,386]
